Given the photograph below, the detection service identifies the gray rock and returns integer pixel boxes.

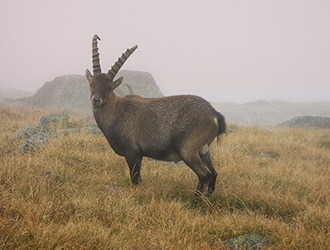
[219,234,271,250]
[14,125,57,141]
[22,71,163,111]
[20,132,49,152]
[84,124,102,135]
[62,128,81,136]
[278,116,330,129]
[40,113,70,128]
[44,170,53,177]
[15,113,104,153]
[116,70,163,98]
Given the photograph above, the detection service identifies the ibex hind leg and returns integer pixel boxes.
[179,152,213,196]
[125,151,142,185]
[199,150,218,196]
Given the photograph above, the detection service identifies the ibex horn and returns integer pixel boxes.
[123,84,134,95]
[92,34,102,75]
[108,45,138,80]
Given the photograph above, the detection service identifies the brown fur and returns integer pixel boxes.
[86,36,226,195]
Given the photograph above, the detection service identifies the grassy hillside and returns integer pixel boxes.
[0,106,329,249]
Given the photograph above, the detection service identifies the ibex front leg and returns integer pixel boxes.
[125,151,142,185]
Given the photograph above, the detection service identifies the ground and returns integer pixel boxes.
[0,106,329,249]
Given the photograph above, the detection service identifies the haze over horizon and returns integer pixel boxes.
[0,0,329,103]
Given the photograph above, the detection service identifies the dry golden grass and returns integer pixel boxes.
[0,106,329,249]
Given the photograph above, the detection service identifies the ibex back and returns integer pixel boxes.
[86,35,226,196]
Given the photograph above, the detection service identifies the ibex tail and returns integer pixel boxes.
[217,113,226,142]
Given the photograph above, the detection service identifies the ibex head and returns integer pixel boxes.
[86,34,137,107]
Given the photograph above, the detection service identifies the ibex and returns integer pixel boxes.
[86,35,226,196]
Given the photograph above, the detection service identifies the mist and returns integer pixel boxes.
[0,0,329,103]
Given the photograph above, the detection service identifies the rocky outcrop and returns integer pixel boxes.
[116,70,163,97]
[277,116,330,129]
[15,113,103,153]
[22,75,90,110]
[20,132,50,152]
[23,70,163,111]
[15,125,57,153]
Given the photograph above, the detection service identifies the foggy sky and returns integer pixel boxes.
[0,0,329,103]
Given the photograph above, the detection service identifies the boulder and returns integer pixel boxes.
[15,113,103,153]
[23,70,163,111]
[278,116,330,129]
[217,234,271,250]
[14,125,57,141]
[20,132,49,152]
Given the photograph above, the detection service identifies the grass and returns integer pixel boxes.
[0,106,329,249]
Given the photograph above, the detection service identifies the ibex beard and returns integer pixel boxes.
[86,35,226,196]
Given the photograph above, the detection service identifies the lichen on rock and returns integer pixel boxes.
[219,234,271,250]
[20,132,49,152]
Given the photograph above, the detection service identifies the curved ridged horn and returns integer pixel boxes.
[115,84,135,96]
[108,45,138,80]
[92,34,102,75]
[123,84,134,95]
[115,88,126,96]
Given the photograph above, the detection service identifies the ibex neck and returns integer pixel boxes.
[93,92,119,131]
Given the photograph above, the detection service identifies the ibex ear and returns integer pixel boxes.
[85,69,93,83]
[113,76,123,89]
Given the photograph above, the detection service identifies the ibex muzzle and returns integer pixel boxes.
[86,35,226,196]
